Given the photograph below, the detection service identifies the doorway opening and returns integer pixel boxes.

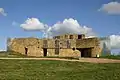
[78,35,82,39]
[25,47,28,55]
[43,48,47,57]
[77,48,92,57]
[70,35,73,39]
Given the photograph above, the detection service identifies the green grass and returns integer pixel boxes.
[100,55,120,60]
[0,60,120,80]
[0,51,27,58]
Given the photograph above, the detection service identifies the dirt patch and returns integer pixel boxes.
[78,58,120,63]
[0,58,120,63]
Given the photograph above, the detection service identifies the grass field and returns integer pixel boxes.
[100,55,120,60]
[0,59,120,80]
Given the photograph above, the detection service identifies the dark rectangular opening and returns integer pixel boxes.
[55,36,60,39]
[77,48,92,57]
[43,48,47,57]
[55,40,59,55]
[70,35,73,39]
[25,47,28,55]
[78,35,82,39]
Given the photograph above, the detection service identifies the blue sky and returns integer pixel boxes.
[0,0,120,52]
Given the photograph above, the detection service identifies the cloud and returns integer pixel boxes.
[0,49,6,51]
[0,8,7,16]
[20,18,46,31]
[110,35,120,49]
[20,18,96,38]
[46,18,96,38]
[99,2,120,15]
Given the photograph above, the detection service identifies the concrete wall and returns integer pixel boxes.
[91,46,102,57]
[76,38,100,48]
[7,34,101,57]
[59,49,80,57]
[76,38,101,57]
[7,37,44,57]
[53,34,85,39]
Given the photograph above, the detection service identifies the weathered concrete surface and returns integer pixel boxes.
[7,34,102,57]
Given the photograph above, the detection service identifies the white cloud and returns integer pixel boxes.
[46,18,96,38]
[0,49,6,51]
[99,2,120,15]
[110,35,120,49]
[20,18,46,31]
[0,8,7,16]
[20,18,96,38]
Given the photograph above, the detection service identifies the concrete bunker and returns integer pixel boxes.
[76,48,93,57]
[7,34,102,57]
